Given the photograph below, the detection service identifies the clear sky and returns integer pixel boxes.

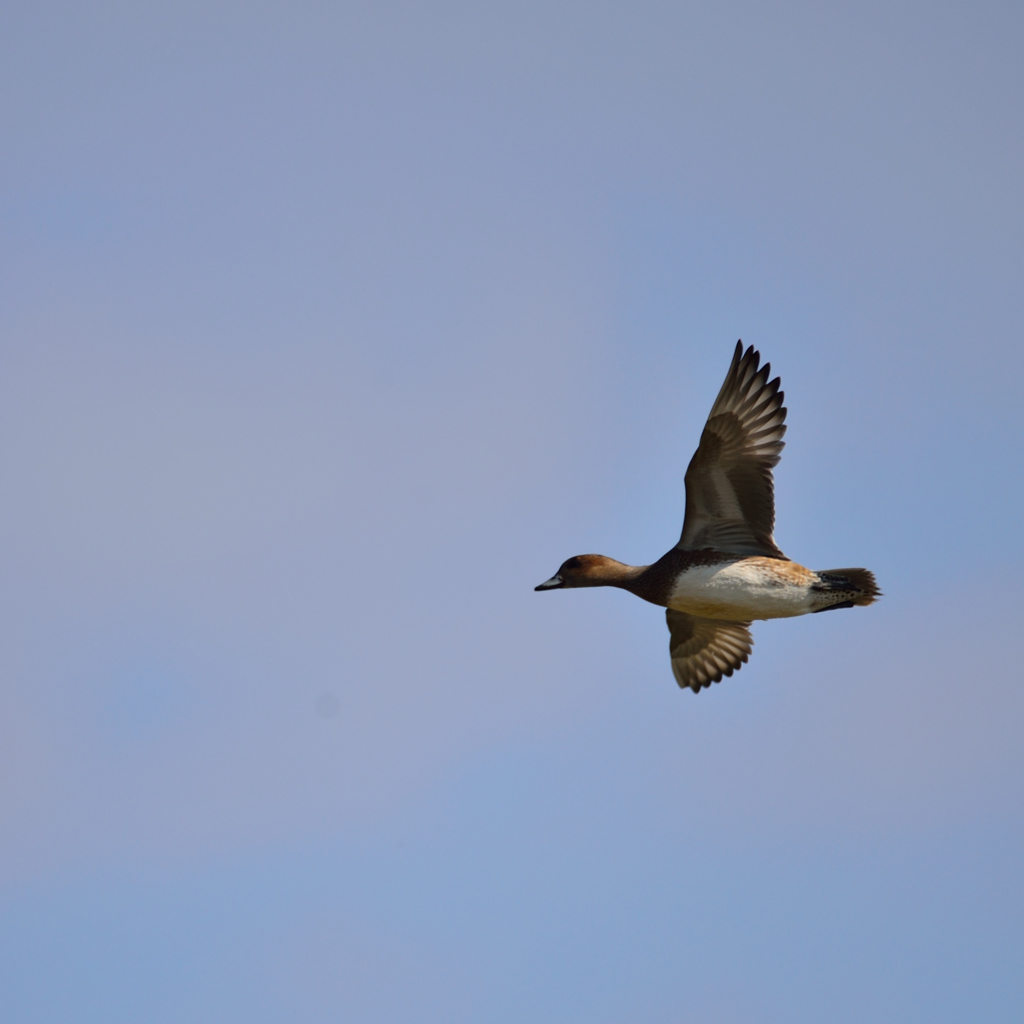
[0,1,1022,1021]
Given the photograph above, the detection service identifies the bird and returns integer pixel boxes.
[535,341,879,692]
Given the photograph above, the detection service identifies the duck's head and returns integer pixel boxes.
[534,554,629,590]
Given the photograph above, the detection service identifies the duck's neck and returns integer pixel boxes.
[591,559,649,589]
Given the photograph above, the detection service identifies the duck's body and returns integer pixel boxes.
[535,342,879,692]
[666,555,818,619]
[557,550,877,620]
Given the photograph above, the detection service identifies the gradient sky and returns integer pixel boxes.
[0,1,1022,1021]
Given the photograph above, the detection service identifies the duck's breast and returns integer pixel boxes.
[668,556,817,620]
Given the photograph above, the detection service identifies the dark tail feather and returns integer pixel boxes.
[814,568,881,606]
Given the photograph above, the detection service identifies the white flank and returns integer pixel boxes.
[668,559,817,621]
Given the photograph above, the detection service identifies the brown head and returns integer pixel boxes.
[534,554,639,591]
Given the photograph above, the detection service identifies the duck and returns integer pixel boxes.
[535,341,879,692]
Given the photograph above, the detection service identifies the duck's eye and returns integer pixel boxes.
[565,557,582,570]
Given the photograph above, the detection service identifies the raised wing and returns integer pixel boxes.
[666,609,753,692]
[677,341,787,557]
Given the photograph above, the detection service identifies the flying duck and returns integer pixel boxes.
[535,342,879,692]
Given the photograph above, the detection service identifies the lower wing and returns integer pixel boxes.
[666,609,753,692]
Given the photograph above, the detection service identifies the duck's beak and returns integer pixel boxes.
[534,575,564,591]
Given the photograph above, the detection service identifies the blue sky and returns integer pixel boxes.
[0,1,1022,1020]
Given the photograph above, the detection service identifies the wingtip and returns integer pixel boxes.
[732,341,765,383]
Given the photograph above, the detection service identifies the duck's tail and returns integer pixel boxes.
[811,568,881,611]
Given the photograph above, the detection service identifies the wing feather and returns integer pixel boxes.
[677,341,787,557]
[666,610,753,692]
